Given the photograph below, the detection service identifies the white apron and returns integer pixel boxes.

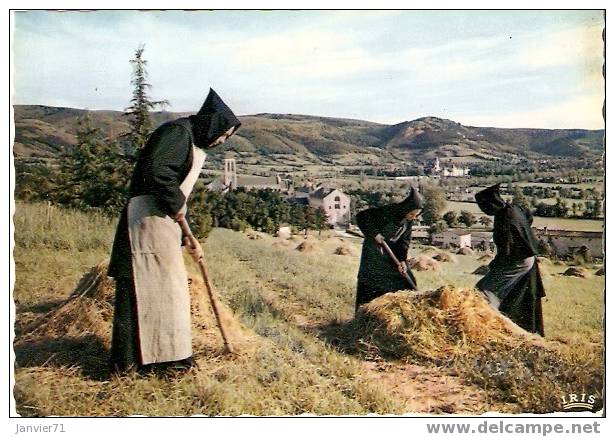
[127,146,207,365]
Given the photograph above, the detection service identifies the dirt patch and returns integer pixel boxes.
[361,361,493,414]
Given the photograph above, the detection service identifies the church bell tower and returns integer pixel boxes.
[224,158,237,190]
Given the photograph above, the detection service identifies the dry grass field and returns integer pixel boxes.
[12,203,604,416]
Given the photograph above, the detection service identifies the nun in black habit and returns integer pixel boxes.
[355,188,424,310]
[108,88,241,374]
[475,184,546,336]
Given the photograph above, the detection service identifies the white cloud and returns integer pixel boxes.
[458,93,604,129]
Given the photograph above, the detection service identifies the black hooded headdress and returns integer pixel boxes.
[475,183,506,216]
[391,187,424,222]
[476,183,540,263]
[189,88,241,149]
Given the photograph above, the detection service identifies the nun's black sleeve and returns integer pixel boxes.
[391,225,413,262]
[147,124,191,216]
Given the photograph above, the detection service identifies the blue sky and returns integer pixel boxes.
[12,10,604,129]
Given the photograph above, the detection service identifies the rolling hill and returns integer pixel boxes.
[13,105,604,163]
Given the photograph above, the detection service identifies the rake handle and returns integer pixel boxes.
[178,217,234,354]
[375,234,417,290]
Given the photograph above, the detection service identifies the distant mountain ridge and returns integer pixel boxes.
[13,105,604,162]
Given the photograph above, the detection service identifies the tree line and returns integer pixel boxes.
[188,186,329,238]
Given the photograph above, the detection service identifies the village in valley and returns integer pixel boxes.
[199,153,603,265]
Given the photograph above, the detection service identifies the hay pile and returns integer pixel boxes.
[472,265,490,275]
[407,256,440,271]
[457,247,474,255]
[563,267,590,278]
[353,287,533,362]
[420,247,441,257]
[433,252,457,263]
[334,245,356,256]
[15,260,247,375]
[296,241,318,253]
[332,287,603,413]
[17,259,116,343]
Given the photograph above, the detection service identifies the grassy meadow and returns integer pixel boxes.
[12,202,604,416]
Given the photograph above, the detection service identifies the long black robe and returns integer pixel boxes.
[475,184,546,336]
[108,89,240,372]
[355,189,423,309]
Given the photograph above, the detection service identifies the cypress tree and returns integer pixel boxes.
[124,44,169,155]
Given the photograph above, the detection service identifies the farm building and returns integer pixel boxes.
[533,228,603,258]
[306,186,351,227]
[411,225,430,244]
[288,185,351,228]
[432,229,472,248]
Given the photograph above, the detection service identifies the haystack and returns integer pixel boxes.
[457,247,474,255]
[433,252,457,263]
[420,246,442,257]
[338,286,603,413]
[408,256,440,271]
[334,245,356,256]
[15,260,247,372]
[296,241,318,253]
[17,259,116,343]
[596,267,605,276]
[472,265,490,275]
[353,287,533,363]
[563,267,590,278]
